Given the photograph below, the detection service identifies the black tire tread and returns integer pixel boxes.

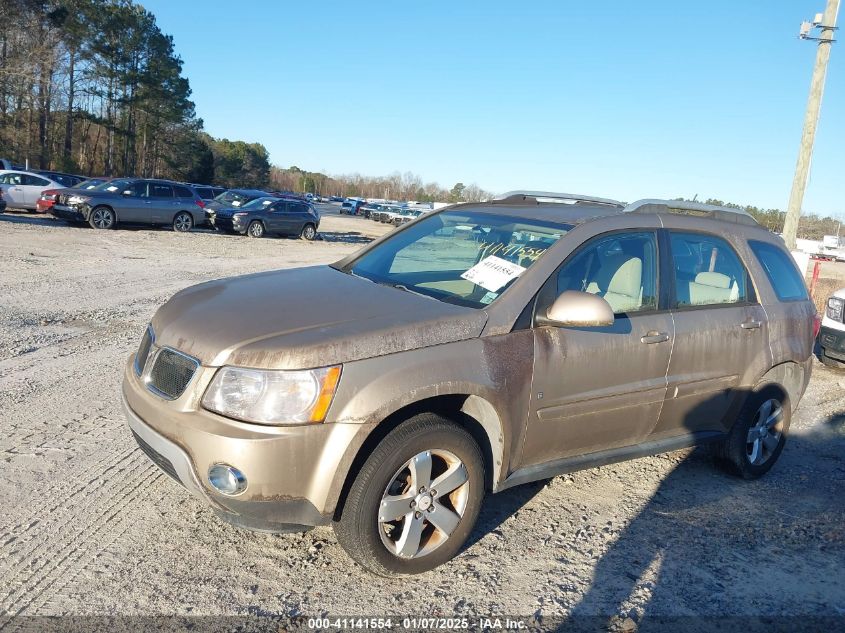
[333,413,484,577]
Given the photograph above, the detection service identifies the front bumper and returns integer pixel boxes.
[50,204,85,222]
[122,358,370,532]
[819,324,845,361]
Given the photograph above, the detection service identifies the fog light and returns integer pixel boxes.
[208,463,247,496]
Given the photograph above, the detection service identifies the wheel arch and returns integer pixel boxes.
[330,393,505,522]
[754,361,806,413]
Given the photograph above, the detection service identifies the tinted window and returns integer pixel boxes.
[0,173,19,184]
[194,187,213,199]
[557,232,658,315]
[174,185,194,198]
[291,202,310,214]
[127,181,147,197]
[23,175,50,187]
[749,240,809,301]
[149,183,173,198]
[669,232,748,307]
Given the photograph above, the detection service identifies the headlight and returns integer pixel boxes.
[827,296,844,322]
[202,365,341,425]
[67,195,90,205]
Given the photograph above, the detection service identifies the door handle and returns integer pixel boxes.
[740,320,762,330]
[641,331,670,344]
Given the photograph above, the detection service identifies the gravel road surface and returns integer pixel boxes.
[0,207,843,630]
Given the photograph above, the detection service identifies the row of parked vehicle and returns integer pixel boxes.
[0,168,321,240]
[339,198,432,227]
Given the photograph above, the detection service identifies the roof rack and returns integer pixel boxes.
[494,190,625,208]
[623,199,759,226]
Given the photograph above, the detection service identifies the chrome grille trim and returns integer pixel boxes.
[144,347,200,401]
[134,325,154,376]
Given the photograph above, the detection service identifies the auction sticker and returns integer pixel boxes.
[461,255,526,292]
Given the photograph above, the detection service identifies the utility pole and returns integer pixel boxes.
[783,0,840,250]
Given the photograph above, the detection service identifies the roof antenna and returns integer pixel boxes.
[692,194,698,202]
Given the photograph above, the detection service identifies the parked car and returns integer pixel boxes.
[205,188,269,225]
[123,193,814,576]
[330,195,343,202]
[50,178,205,231]
[340,199,365,215]
[818,288,845,369]
[392,209,425,226]
[213,196,320,240]
[190,184,227,201]
[0,170,66,211]
[0,158,25,170]
[34,170,87,188]
[36,189,61,213]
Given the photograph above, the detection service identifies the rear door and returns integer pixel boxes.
[21,174,52,207]
[288,201,312,234]
[651,230,770,440]
[146,182,175,223]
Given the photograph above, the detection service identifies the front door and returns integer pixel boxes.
[21,174,51,208]
[521,231,674,467]
[145,182,175,224]
[651,230,770,439]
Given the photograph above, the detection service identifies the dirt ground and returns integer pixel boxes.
[0,208,843,629]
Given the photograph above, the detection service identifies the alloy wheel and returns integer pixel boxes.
[377,449,470,559]
[173,212,192,232]
[91,208,113,229]
[746,398,784,466]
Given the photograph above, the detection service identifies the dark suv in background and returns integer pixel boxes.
[50,178,206,231]
[204,188,269,225]
[213,196,320,240]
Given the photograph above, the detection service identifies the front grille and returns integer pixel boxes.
[131,430,182,485]
[134,327,153,375]
[147,348,199,400]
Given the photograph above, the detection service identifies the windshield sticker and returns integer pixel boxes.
[479,291,498,305]
[477,240,547,264]
[461,255,526,292]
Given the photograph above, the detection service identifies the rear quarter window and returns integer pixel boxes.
[748,240,809,301]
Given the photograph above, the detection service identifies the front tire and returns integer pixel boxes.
[173,211,193,233]
[88,206,115,229]
[334,413,485,576]
[300,223,317,241]
[820,350,845,370]
[247,220,265,238]
[712,385,790,479]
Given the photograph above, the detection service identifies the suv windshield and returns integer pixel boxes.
[340,210,569,308]
[241,197,275,210]
[93,179,134,192]
[215,191,256,206]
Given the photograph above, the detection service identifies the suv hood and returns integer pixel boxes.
[150,266,488,369]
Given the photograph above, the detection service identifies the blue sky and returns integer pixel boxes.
[141,1,842,215]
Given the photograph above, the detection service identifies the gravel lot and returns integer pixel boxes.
[1,206,843,629]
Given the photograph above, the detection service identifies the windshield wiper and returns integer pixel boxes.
[381,281,435,301]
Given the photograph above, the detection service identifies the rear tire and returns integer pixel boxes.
[88,206,115,230]
[712,385,790,480]
[334,413,485,577]
[173,211,193,233]
[300,223,317,241]
[247,220,265,238]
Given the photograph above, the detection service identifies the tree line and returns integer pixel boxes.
[702,198,842,241]
[270,166,491,203]
[0,0,269,185]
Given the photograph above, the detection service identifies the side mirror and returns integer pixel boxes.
[540,290,614,328]
[122,190,132,196]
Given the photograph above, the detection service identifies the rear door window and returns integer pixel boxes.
[149,183,174,198]
[749,240,809,301]
[23,175,50,186]
[669,232,749,307]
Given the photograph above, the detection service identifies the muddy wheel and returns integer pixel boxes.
[333,413,485,576]
[712,385,789,480]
